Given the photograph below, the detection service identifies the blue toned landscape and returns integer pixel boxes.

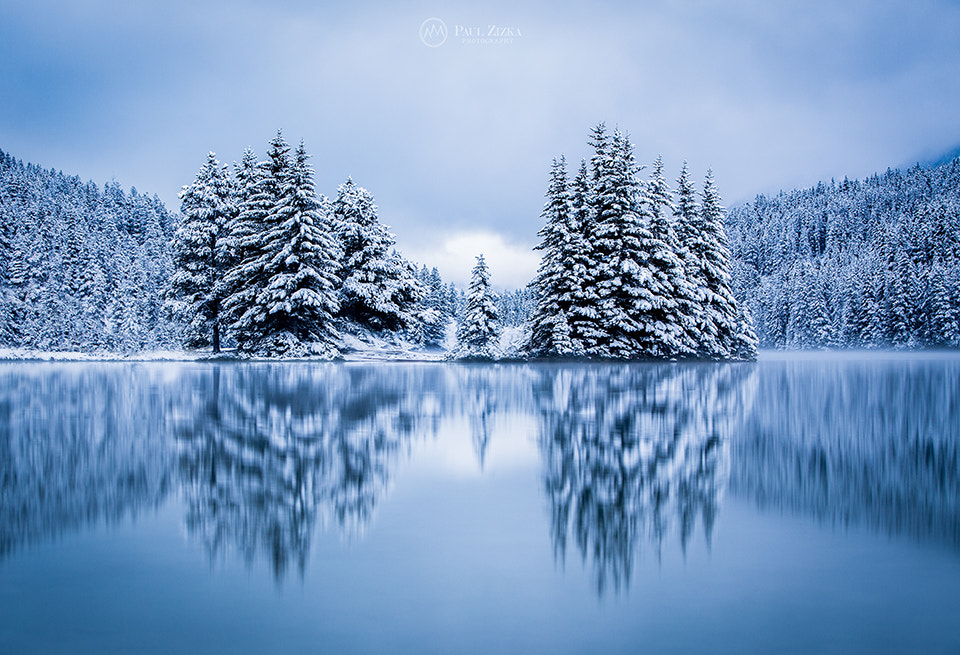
[2,354,958,654]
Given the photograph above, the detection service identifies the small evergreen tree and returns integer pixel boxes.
[451,254,499,359]
[564,159,597,353]
[632,154,692,357]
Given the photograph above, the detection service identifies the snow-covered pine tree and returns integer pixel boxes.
[577,123,616,356]
[564,159,597,353]
[638,154,696,357]
[167,151,234,352]
[425,267,448,346]
[674,161,723,356]
[220,148,261,287]
[332,178,422,332]
[528,156,584,356]
[451,254,499,359]
[222,141,279,350]
[588,127,679,357]
[222,132,341,356]
[699,170,758,359]
[222,133,291,352]
[252,139,341,356]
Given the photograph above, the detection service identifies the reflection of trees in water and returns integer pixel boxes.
[537,363,757,595]
[173,364,445,580]
[8,357,956,590]
[731,358,960,551]
[444,364,536,470]
[0,364,174,558]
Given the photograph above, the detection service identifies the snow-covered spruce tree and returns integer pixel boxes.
[586,126,682,357]
[223,133,341,356]
[576,123,616,355]
[528,156,584,357]
[673,161,720,355]
[564,159,598,352]
[451,254,499,359]
[219,147,261,293]
[259,140,341,356]
[425,267,448,346]
[699,170,758,360]
[222,138,284,351]
[167,151,234,353]
[332,178,422,332]
[640,154,697,357]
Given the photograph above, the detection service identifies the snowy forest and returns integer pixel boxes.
[727,157,960,349]
[0,149,179,351]
[2,132,959,357]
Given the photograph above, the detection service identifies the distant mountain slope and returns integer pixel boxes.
[726,157,960,349]
[0,149,179,351]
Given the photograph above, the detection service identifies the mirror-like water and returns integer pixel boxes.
[1,356,958,654]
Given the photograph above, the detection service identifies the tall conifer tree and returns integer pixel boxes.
[168,151,234,352]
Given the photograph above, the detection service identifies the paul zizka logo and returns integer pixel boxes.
[419,18,448,47]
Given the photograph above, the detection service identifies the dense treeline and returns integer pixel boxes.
[0,150,178,351]
[727,158,960,349]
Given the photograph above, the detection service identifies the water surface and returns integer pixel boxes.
[1,355,958,654]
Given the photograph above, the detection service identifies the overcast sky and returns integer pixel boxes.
[2,0,960,287]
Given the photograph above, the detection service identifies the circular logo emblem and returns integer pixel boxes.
[419,17,448,47]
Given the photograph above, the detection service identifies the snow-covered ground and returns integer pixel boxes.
[0,332,448,363]
[0,348,209,362]
[338,331,444,362]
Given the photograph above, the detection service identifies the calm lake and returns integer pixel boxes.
[1,354,958,654]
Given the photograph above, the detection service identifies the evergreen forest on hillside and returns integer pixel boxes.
[727,158,960,349]
[0,150,178,352]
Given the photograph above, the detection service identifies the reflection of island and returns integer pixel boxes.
[730,357,960,551]
[536,363,757,595]
[173,364,444,580]
[0,364,174,558]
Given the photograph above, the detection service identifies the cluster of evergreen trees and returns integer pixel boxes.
[526,124,757,360]
[169,132,426,356]
[0,149,178,352]
[727,158,960,349]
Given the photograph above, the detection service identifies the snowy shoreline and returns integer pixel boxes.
[3,347,955,364]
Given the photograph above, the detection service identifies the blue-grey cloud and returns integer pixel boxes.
[2,0,960,287]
